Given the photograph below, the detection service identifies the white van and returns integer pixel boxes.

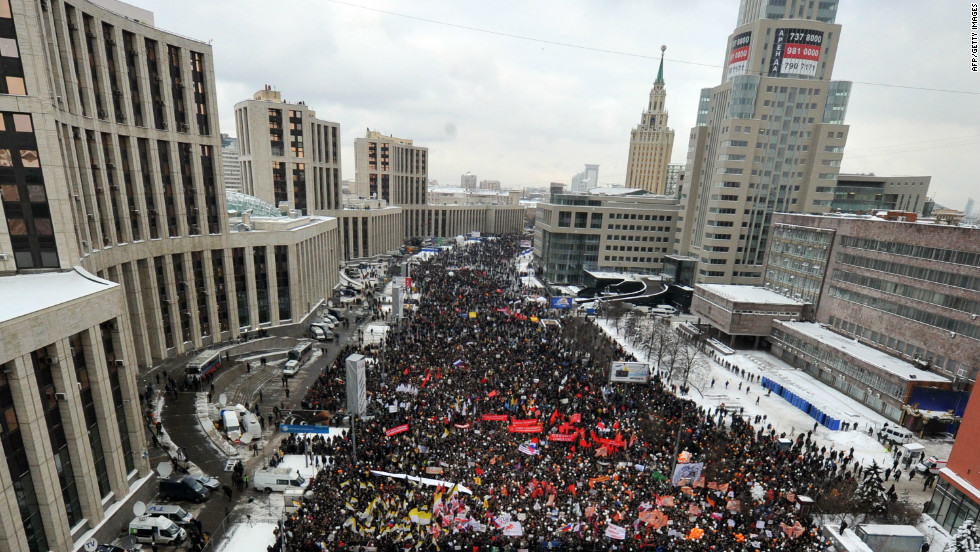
[310,325,326,341]
[879,425,914,445]
[253,467,308,493]
[649,305,677,316]
[241,411,261,442]
[145,503,193,526]
[221,409,242,443]
[283,360,300,377]
[128,515,187,545]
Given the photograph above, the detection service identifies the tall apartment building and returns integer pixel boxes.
[460,172,476,189]
[0,2,340,549]
[220,133,242,192]
[354,130,427,237]
[676,0,850,285]
[830,173,931,214]
[570,164,599,193]
[534,188,679,284]
[625,47,675,194]
[235,87,342,214]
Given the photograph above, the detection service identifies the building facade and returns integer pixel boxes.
[234,87,342,214]
[354,130,427,237]
[765,214,980,385]
[831,173,930,214]
[220,133,241,192]
[533,188,679,284]
[676,0,850,285]
[625,47,675,194]
[460,172,476,189]
[427,186,520,206]
[0,1,340,549]
[329,198,403,260]
[927,388,980,532]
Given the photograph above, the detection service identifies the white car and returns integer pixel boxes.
[283,360,300,377]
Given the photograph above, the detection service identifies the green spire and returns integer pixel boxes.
[655,44,666,86]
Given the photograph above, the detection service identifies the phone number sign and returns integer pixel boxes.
[769,28,823,78]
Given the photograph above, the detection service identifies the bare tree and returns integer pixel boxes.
[673,343,709,390]
[604,302,629,332]
[622,310,643,346]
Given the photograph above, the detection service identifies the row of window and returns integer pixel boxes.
[827,286,980,341]
[840,236,980,267]
[826,315,976,381]
[772,327,906,399]
[835,252,980,292]
[832,269,979,315]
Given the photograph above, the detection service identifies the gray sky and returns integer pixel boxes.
[136,0,979,209]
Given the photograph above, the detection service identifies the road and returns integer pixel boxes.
[137,308,366,549]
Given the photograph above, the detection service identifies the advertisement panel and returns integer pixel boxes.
[608,361,650,383]
[726,31,752,81]
[768,28,823,78]
[550,296,573,309]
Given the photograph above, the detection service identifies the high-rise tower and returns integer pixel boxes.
[675,0,850,284]
[625,45,675,194]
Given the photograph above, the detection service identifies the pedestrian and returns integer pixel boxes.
[285,387,290,399]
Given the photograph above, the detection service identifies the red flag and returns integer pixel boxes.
[570,413,582,424]
[487,390,498,398]
[550,410,558,424]
[422,372,431,388]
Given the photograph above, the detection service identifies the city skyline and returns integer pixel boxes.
[136,0,979,209]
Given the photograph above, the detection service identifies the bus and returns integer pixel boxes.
[288,342,313,365]
[186,350,221,382]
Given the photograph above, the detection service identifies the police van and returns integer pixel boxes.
[253,467,308,493]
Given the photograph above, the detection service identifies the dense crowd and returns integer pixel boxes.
[275,235,850,551]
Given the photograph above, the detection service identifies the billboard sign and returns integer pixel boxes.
[608,361,650,383]
[671,461,704,486]
[768,28,823,78]
[726,31,751,81]
[345,354,367,416]
[550,296,573,309]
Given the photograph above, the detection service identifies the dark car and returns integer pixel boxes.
[327,308,345,319]
[159,475,210,503]
[95,546,130,552]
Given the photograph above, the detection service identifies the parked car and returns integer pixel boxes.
[283,360,300,377]
[190,473,220,490]
[159,475,210,503]
[878,425,914,445]
[327,308,345,319]
[915,456,947,474]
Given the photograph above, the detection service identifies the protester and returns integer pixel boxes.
[275,235,842,551]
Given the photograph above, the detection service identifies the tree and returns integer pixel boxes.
[947,519,980,552]
[853,462,889,517]
[605,302,629,332]
[622,311,643,346]
[673,343,709,391]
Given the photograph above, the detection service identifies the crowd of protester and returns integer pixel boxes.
[274,235,855,551]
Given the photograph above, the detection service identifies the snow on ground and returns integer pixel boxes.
[215,521,277,552]
[594,313,956,544]
[593,316,945,471]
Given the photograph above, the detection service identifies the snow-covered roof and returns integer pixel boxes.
[697,284,806,305]
[775,321,950,383]
[0,268,118,324]
[939,467,980,503]
[858,524,924,537]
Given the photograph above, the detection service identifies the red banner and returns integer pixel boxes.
[509,424,544,433]
[548,433,576,442]
[511,418,539,426]
[385,424,409,437]
[481,414,509,421]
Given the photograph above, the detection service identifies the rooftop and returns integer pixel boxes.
[0,268,118,324]
[775,321,950,383]
[698,284,806,305]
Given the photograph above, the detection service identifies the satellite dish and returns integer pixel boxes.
[133,501,146,517]
[83,538,98,552]
[156,461,173,479]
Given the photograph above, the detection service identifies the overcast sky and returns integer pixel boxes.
[135,0,979,209]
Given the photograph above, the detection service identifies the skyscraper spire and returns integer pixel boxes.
[655,44,666,86]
